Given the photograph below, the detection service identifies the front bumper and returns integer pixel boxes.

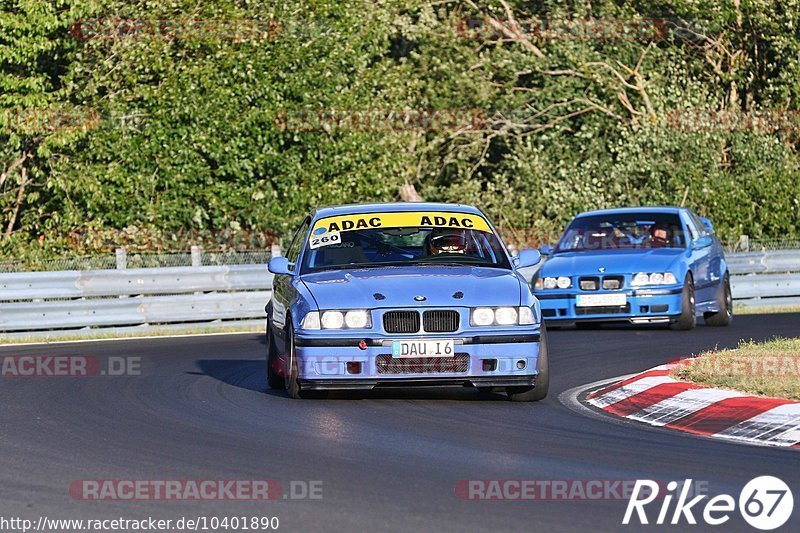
[535,287,682,323]
[292,330,541,389]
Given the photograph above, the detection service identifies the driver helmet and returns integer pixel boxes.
[428,228,468,255]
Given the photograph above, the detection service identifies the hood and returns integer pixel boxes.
[301,265,523,309]
[539,249,685,277]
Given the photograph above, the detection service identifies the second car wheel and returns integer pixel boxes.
[704,273,733,327]
[670,275,697,331]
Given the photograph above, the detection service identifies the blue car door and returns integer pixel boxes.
[682,211,714,305]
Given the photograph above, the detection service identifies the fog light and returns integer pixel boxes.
[517,360,526,369]
[346,362,362,374]
[482,359,497,371]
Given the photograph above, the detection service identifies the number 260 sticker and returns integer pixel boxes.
[309,231,342,249]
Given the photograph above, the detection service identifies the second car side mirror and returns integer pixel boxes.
[692,236,713,250]
[699,217,715,235]
[268,257,294,274]
[538,244,554,256]
[515,249,542,269]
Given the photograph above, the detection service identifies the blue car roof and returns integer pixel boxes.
[312,202,485,219]
[575,206,685,218]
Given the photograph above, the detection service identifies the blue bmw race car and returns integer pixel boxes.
[266,202,548,400]
[532,207,732,330]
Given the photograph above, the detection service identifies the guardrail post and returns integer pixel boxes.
[191,245,202,267]
[115,248,127,269]
[738,235,750,252]
[271,243,282,257]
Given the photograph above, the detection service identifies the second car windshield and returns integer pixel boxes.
[555,213,686,252]
[301,226,511,272]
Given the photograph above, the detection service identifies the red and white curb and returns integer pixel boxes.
[586,361,800,448]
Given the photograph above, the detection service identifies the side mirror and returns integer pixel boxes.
[692,236,713,250]
[699,217,715,235]
[515,248,542,269]
[268,257,293,275]
[539,244,554,256]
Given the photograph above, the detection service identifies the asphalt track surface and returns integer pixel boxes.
[1,313,799,532]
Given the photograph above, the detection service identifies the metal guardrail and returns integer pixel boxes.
[0,265,273,332]
[0,250,797,334]
[727,250,800,308]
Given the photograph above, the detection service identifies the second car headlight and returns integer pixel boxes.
[631,272,678,286]
[534,276,572,290]
[470,307,537,326]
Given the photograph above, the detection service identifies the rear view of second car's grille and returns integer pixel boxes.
[383,311,420,333]
[423,310,459,332]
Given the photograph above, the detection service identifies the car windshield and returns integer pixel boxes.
[555,213,686,252]
[300,212,511,273]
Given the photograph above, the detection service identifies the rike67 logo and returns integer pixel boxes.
[624,476,794,530]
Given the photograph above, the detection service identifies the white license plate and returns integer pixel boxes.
[576,294,627,307]
[392,339,455,358]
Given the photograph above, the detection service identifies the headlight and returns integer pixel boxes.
[495,307,518,325]
[321,310,344,329]
[301,311,321,330]
[471,307,495,326]
[344,310,369,329]
[631,272,679,286]
[538,277,570,289]
[518,306,536,325]
[316,309,373,329]
[470,307,537,326]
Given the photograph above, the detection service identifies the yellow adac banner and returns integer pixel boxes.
[311,211,492,235]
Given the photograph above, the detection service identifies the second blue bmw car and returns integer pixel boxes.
[533,207,732,330]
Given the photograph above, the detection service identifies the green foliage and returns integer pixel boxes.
[1,0,798,261]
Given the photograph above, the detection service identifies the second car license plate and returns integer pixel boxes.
[392,339,455,358]
[576,294,627,307]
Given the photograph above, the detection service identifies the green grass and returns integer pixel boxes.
[672,337,800,400]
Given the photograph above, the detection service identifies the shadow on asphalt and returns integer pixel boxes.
[193,358,512,401]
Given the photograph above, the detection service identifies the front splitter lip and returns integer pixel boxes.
[300,375,537,390]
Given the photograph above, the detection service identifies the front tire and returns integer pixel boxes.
[285,322,302,399]
[507,326,549,402]
[670,275,697,331]
[265,321,285,390]
[704,273,733,327]
[284,322,327,399]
